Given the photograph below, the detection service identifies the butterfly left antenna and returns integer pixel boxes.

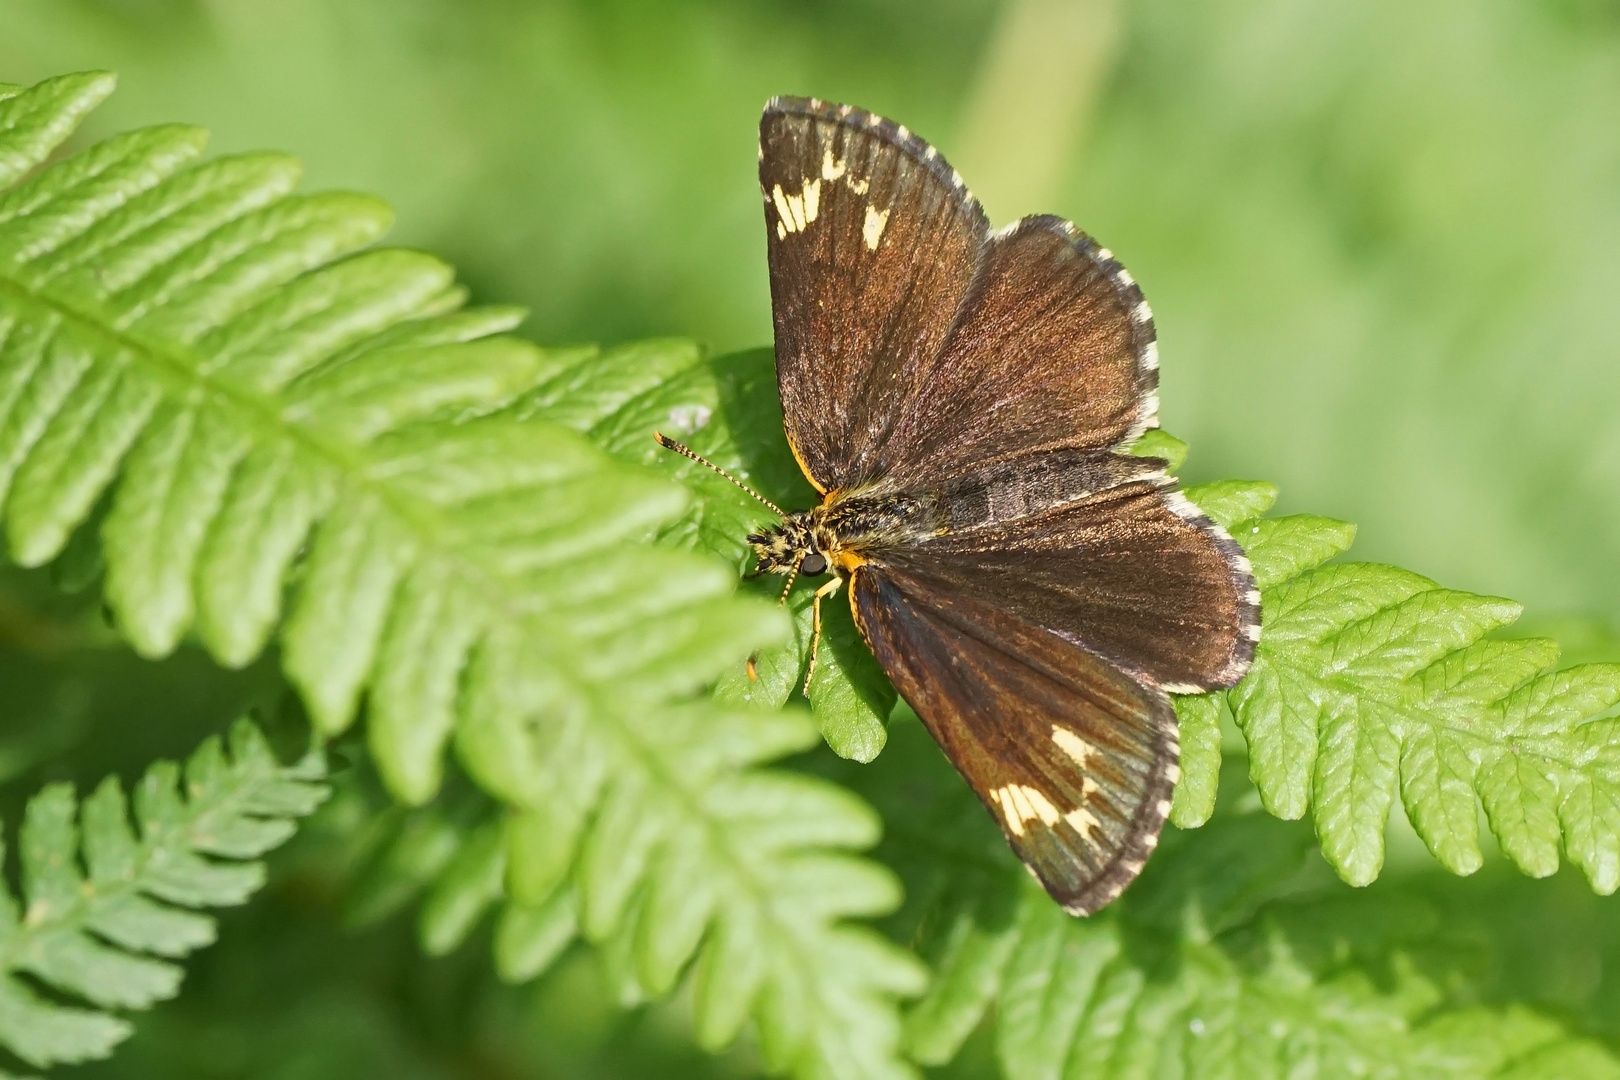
[653,433,786,517]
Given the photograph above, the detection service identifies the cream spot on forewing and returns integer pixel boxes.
[848,176,870,195]
[771,185,794,231]
[787,191,807,231]
[801,178,820,224]
[1064,807,1101,843]
[776,221,786,240]
[821,149,847,181]
[1052,727,1094,768]
[863,205,890,250]
[990,788,1023,836]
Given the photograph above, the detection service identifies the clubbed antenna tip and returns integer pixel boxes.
[653,432,786,517]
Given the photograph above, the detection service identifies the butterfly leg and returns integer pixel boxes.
[745,555,807,680]
[802,574,845,697]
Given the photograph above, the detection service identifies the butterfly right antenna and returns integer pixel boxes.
[653,433,786,517]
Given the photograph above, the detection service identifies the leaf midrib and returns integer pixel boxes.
[604,714,877,1068]
[0,271,607,651]
[0,777,253,971]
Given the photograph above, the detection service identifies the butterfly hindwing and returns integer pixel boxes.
[851,564,1178,915]
[760,97,988,492]
[876,215,1161,486]
[894,451,1260,693]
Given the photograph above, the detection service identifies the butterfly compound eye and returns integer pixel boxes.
[800,552,828,576]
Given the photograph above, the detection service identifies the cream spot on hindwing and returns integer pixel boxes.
[863,205,890,250]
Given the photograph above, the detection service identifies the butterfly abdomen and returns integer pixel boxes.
[936,450,1164,533]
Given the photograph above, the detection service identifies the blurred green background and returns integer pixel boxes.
[4,0,1620,1076]
[5,0,1618,633]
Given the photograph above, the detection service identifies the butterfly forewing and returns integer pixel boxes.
[760,97,988,492]
[851,566,1178,915]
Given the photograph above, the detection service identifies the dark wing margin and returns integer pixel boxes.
[851,565,1179,915]
[760,97,988,493]
[876,215,1162,486]
[904,454,1260,693]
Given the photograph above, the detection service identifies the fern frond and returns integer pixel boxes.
[1172,481,1620,890]
[914,883,1620,1080]
[1,71,924,1080]
[854,720,1620,1080]
[0,70,778,791]
[0,718,325,1070]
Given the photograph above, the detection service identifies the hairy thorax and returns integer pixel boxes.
[748,487,942,578]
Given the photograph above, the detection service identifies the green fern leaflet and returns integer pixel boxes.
[0,71,926,1080]
[0,719,325,1071]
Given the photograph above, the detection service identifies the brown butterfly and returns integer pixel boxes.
[659,97,1258,915]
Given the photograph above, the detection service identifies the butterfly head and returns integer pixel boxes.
[746,512,833,578]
